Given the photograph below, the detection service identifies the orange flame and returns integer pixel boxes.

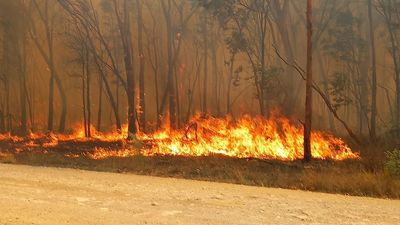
[0,114,359,161]
[135,114,358,161]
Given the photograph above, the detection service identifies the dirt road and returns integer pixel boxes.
[0,164,399,225]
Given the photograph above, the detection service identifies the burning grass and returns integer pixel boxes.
[0,114,358,161]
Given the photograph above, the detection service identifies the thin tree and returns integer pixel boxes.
[304,0,313,162]
[136,0,146,132]
[368,0,377,139]
[29,0,68,132]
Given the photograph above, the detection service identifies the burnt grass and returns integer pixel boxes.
[0,139,399,199]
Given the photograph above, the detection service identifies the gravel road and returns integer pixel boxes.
[0,163,399,225]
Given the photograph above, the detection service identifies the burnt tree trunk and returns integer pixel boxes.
[161,0,177,129]
[114,0,137,139]
[85,47,91,137]
[97,72,103,132]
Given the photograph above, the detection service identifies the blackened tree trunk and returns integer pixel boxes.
[97,73,103,132]
[85,47,91,137]
[304,0,313,162]
[19,69,27,135]
[161,0,177,129]
[113,0,137,139]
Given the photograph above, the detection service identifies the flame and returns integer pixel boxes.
[136,114,358,161]
[0,114,359,161]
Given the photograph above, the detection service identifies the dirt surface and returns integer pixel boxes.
[0,164,399,225]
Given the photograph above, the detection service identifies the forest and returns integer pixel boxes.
[0,0,400,197]
[1,0,398,136]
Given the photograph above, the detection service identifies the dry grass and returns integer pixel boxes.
[1,150,398,199]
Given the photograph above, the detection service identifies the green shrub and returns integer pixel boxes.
[385,149,400,176]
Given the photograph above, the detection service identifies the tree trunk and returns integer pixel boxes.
[124,3,137,139]
[136,0,146,132]
[202,12,208,114]
[0,110,4,133]
[304,0,313,162]
[19,72,27,135]
[227,54,236,115]
[94,56,122,130]
[53,70,67,133]
[211,38,220,116]
[114,0,137,139]
[368,0,377,139]
[384,0,400,130]
[31,0,67,133]
[47,75,54,131]
[161,0,177,129]
[82,60,87,137]
[260,15,267,117]
[97,73,103,132]
[359,44,370,136]
[86,48,91,137]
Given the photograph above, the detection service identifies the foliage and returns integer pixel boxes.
[322,9,366,111]
[322,10,365,62]
[385,149,400,176]
[328,72,352,109]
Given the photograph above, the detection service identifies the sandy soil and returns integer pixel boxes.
[0,164,399,225]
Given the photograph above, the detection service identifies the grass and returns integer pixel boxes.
[1,147,399,199]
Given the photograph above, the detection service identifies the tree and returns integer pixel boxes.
[368,0,377,139]
[322,8,368,136]
[29,0,68,132]
[65,22,92,137]
[304,0,313,162]
[0,0,30,135]
[377,0,400,132]
[111,0,138,139]
[136,0,146,132]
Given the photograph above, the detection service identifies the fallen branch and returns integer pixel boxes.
[273,45,362,145]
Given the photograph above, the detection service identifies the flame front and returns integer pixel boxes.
[0,114,359,161]
[136,114,358,161]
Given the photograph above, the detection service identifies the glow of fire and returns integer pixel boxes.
[0,114,359,161]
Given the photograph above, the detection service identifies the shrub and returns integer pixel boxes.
[385,149,400,176]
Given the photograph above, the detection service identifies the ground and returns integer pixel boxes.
[0,164,399,225]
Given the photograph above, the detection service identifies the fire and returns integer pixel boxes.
[137,114,358,161]
[0,114,359,161]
